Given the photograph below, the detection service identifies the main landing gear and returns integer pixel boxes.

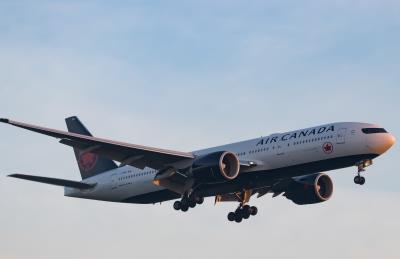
[354,159,372,185]
[173,196,204,212]
[227,204,258,223]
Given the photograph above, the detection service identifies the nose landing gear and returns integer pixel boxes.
[354,159,372,185]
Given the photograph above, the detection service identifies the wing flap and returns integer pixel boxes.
[8,174,95,189]
[153,168,191,194]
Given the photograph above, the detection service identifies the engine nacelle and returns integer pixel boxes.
[284,173,333,205]
[192,151,240,183]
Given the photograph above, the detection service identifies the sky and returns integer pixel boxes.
[0,1,399,258]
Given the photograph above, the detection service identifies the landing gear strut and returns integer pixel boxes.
[354,160,372,185]
[227,204,258,223]
[173,195,204,212]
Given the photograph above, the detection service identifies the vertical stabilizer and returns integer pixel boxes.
[65,116,117,179]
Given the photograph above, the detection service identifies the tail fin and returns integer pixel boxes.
[65,116,117,179]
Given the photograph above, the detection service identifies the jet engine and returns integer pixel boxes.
[192,151,240,183]
[284,173,333,205]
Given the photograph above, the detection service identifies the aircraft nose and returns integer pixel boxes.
[368,133,396,154]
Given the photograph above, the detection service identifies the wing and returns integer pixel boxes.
[0,118,195,170]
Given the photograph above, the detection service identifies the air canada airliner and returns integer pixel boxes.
[1,117,395,223]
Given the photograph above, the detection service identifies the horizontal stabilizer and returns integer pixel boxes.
[8,174,95,189]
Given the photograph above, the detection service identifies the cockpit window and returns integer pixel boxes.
[362,128,387,134]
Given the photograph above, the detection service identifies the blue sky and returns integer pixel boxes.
[0,1,399,259]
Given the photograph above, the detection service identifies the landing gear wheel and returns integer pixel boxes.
[227,212,236,222]
[242,211,250,219]
[354,175,365,185]
[173,201,182,210]
[240,205,250,219]
[195,197,204,205]
[242,205,251,213]
[181,204,189,212]
[234,213,243,223]
[188,200,196,208]
[250,206,258,216]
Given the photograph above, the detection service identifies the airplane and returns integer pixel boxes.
[0,117,396,223]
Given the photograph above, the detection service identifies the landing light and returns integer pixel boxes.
[363,159,373,167]
[356,159,373,173]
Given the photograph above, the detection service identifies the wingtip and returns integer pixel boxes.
[0,118,9,123]
[8,174,17,177]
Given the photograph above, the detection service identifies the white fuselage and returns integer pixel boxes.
[64,122,395,203]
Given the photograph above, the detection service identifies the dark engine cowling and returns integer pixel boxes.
[284,173,333,205]
[192,151,240,183]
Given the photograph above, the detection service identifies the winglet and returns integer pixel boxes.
[0,118,9,123]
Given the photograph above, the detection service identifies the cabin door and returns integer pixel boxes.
[111,173,118,189]
[337,128,347,144]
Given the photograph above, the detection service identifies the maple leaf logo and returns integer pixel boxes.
[323,142,333,154]
[78,152,98,172]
